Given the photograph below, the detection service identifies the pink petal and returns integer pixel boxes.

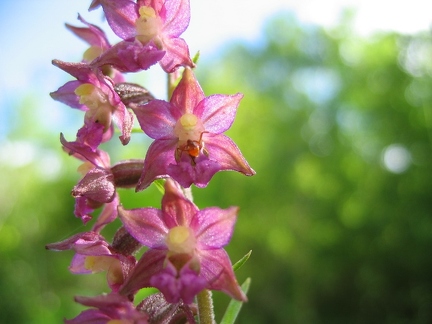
[69,253,92,274]
[159,37,193,73]
[102,124,115,144]
[205,134,255,176]
[67,293,148,323]
[74,293,129,307]
[89,0,102,10]
[92,194,120,233]
[91,73,133,145]
[170,68,204,114]
[60,133,110,167]
[65,309,111,323]
[136,139,177,191]
[46,232,108,252]
[195,93,243,134]
[132,100,181,139]
[76,122,107,152]
[163,0,190,37]
[47,232,113,275]
[199,249,247,301]
[150,260,206,304]
[112,104,134,145]
[193,206,238,249]
[138,0,164,13]
[148,262,180,303]
[52,59,94,81]
[161,178,199,227]
[167,159,221,188]
[99,0,138,40]
[73,196,96,224]
[50,80,86,110]
[91,40,165,73]
[119,249,166,296]
[118,205,168,248]
[66,14,110,49]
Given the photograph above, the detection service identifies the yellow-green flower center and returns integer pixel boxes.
[180,113,197,130]
[174,113,205,142]
[135,6,163,48]
[84,256,124,285]
[77,161,94,176]
[82,46,104,62]
[75,83,113,131]
[166,226,196,255]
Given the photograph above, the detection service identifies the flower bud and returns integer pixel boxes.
[114,82,155,107]
[111,160,144,188]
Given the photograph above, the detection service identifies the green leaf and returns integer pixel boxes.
[134,287,159,302]
[233,250,252,272]
[131,127,144,133]
[192,50,200,65]
[152,179,166,194]
[220,278,251,324]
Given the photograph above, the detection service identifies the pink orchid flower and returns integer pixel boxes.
[66,14,125,83]
[65,293,148,323]
[93,0,193,72]
[46,232,136,293]
[50,60,134,146]
[133,67,255,190]
[117,179,246,303]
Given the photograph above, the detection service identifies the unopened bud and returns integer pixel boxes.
[114,83,155,108]
[111,160,144,188]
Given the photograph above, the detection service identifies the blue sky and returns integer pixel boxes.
[0,0,431,142]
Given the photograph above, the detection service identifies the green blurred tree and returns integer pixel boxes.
[194,12,432,324]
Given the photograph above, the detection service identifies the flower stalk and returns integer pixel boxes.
[168,71,178,100]
[197,289,215,324]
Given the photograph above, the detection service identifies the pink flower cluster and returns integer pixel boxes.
[47,0,255,322]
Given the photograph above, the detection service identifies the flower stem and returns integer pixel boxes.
[167,72,177,100]
[182,186,194,202]
[197,289,215,324]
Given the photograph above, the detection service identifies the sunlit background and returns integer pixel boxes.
[1,1,432,323]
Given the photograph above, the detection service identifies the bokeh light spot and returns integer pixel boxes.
[382,144,411,173]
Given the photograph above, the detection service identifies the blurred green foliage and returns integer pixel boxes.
[195,13,432,323]
[2,12,432,324]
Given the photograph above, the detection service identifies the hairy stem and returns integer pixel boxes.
[197,289,215,324]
